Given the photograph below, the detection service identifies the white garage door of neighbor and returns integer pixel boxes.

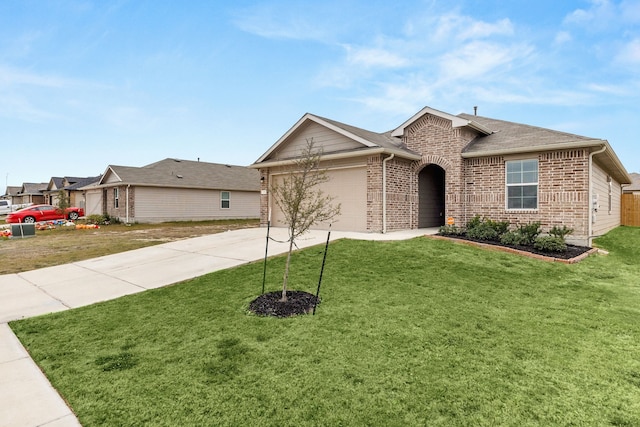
[271,167,367,232]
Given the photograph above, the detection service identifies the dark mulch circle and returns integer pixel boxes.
[249,290,320,318]
[437,234,592,260]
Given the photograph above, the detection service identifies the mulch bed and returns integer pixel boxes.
[430,234,597,263]
[249,290,320,318]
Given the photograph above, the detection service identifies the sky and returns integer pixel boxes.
[2,0,639,189]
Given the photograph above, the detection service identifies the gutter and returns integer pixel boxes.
[249,147,421,169]
[382,154,394,233]
[588,145,607,246]
[126,184,130,224]
[461,139,606,158]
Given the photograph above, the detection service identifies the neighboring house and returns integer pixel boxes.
[14,183,48,205]
[251,106,631,246]
[623,172,640,194]
[3,186,21,203]
[84,158,260,222]
[44,177,65,205]
[45,176,102,208]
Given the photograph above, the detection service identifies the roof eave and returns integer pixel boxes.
[462,139,632,184]
[250,147,421,169]
[461,139,606,158]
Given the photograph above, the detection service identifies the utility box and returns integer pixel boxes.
[11,223,36,238]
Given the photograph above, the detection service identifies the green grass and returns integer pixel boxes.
[10,226,640,426]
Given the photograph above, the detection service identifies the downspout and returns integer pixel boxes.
[126,184,130,224]
[382,154,394,233]
[588,145,607,246]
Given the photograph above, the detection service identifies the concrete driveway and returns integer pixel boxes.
[0,227,434,427]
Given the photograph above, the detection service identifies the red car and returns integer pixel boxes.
[5,204,84,224]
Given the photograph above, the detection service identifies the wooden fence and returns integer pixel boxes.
[622,193,640,226]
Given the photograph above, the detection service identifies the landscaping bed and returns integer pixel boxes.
[430,234,595,263]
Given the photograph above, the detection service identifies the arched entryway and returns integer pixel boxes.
[418,164,446,227]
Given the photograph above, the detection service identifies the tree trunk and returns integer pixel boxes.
[281,238,295,302]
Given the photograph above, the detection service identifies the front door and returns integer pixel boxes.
[418,164,445,227]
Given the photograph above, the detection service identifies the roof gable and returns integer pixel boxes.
[253,113,420,166]
[391,106,492,137]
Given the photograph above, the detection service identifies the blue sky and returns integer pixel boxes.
[2,0,639,188]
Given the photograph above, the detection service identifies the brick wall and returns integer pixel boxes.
[402,113,477,227]
[104,185,135,222]
[463,149,590,241]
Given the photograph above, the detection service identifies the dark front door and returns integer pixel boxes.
[418,164,445,227]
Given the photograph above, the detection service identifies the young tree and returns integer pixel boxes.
[55,189,70,213]
[271,138,341,302]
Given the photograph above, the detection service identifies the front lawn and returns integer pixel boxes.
[11,227,640,426]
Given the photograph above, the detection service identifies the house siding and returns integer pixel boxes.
[591,161,622,238]
[273,122,362,159]
[132,187,259,222]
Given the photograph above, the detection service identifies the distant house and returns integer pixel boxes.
[2,186,21,203]
[252,106,631,246]
[84,158,260,222]
[45,176,102,208]
[623,172,640,194]
[14,183,48,205]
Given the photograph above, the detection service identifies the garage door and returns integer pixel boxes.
[270,167,367,232]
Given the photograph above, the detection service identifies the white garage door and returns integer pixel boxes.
[270,167,367,232]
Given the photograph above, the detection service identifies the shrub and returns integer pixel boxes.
[517,222,541,245]
[467,222,500,241]
[534,236,567,252]
[438,225,465,236]
[549,225,573,240]
[466,215,482,230]
[86,214,120,225]
[466,216,509,242]
[500,230,527,246]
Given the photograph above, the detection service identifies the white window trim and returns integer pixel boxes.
[114,188,119,209]
[505,159,539,211]
[220,191,230,209]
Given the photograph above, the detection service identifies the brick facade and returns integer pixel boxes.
[104,185,135,221]
[379,113,591,242]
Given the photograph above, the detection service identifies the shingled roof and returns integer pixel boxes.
[99,158,259,192]
[624,172,640,192]
[459,114,605,155]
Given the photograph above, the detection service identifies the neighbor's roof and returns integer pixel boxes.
[624,172,640,192]
[5,186,21,196]
[459,113,631,184]
[65,176,102,191]
[98,158,259,192]
[20,182,48,195]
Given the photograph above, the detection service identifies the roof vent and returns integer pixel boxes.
[225,164,232,168]
[176,174,183,179]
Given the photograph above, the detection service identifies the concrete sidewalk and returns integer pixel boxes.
[0,227,434,427]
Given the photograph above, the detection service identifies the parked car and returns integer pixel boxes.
[0,200,11,215]
[5,204,85,224]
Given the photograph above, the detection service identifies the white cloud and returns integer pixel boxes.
[615,38,640,64]
[232,5,329,41]
[563,0,619,30]
[0,66,69,89]
[345,46,410,68]
[554,31,572,45]
[438,41,533,81]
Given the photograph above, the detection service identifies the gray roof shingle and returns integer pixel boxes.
[103,158,259,192]
[458,113,604,154]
